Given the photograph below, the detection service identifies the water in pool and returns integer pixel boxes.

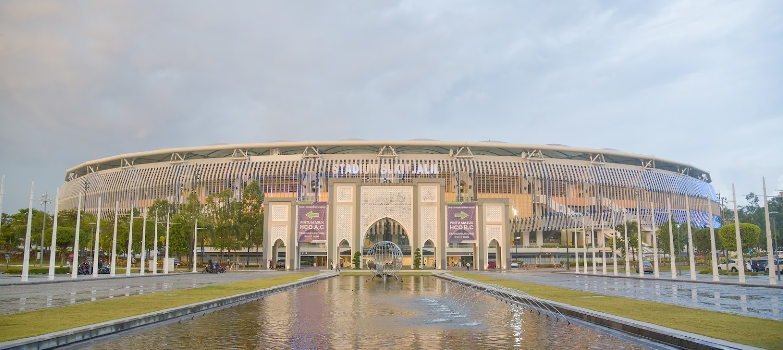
[83,275,663,349]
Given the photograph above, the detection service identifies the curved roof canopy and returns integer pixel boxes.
[65,140,711,182]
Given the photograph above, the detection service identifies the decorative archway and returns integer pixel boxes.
[271,238,286,269]
[488,239,501,270]
[423,239,436,269]
[338,239,351,269]
[363,217,411,266]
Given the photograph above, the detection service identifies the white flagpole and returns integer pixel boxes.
[667,197,676,279]
[92,197,101,278]
[47,188,60,280]
[21,182,35,282]
[110,201,118,276]
[127,206,134,276]
[140,210,147,276]
[71,195,82,279]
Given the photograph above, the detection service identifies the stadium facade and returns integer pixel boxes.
[59,140,721,270]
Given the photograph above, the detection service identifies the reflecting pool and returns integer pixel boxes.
[85,276,659,349]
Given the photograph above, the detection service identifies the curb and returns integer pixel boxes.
[435,273,763,350]
[0,272,337,350]
[555,271,783,290]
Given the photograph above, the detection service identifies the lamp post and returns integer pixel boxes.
[39,192,51,266]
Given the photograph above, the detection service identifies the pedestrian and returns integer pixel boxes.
[329,260,333,270]
[466,262,471,271]
[66,261,71,273]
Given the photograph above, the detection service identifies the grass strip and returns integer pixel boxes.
[0,272,316,342]
[451,273,783,349]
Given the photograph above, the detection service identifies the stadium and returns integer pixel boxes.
[59,140,721,270]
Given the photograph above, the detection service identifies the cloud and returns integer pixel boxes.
[0,0,782,210]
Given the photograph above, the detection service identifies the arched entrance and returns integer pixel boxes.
[271,239,285,269]
[363,217,411,267]
[338,239,351,269]
[488,239,501,269]
[422,239,436,269]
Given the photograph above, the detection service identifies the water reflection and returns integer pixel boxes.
[85,276,650,349]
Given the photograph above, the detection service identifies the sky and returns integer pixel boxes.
[1,1,782,213]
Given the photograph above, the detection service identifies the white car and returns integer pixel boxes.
[510,261,519,269]
[717,259,751,272]
[766,259,783,273]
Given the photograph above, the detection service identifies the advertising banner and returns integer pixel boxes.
[297,202,327,243]
[447,202,477,243]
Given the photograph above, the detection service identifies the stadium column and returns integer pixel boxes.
[328,180,359,270]
[263,198,296,270]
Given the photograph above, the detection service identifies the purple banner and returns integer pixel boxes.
[297,202,327,243]
[447,202,476,243]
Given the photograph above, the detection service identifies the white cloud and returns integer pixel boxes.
[0,0,781,210]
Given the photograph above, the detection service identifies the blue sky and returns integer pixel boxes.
[1,0,782,211]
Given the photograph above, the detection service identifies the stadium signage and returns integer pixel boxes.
[447,202,477,243]
[297,202,327,243]
[332,163,439,176]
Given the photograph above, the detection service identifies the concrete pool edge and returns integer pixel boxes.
[0,272,338,350]
[435,273,764,350]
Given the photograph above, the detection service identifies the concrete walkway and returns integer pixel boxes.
[0,269,317,316]
[478,270,783,321]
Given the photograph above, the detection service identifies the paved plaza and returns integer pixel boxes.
[481,270,783,321]
[3,268,782,324]
[0,270,309,316]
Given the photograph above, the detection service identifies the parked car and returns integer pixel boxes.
[510,261,519,269]
[749,259,767,272]
[717,259,751,272]
[487,261,497,269]
[765,259,783,273]
[636,261,653,273]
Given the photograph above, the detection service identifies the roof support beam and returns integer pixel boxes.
[170,153,185,164]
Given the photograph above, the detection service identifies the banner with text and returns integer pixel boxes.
[447,202,477,243]
[297,202,327,243]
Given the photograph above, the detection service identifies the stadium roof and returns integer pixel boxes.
[65,140,711,182]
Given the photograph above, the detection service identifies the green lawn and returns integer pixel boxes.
[0,272,316,342]
[451,272,783,349]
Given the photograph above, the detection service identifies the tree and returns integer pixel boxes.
[693,227,722,261]
[718,223,761,252]
[352,251,361,269]
[413,248,422,269]
[718,223,761,262]
[657,223,689,256]
[239,181,264,265]
[614,221,642,261]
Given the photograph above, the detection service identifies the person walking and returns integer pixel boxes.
[66,261,71,274]
[466,262,471,271]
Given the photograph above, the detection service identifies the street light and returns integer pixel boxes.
[39,192,51,266]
